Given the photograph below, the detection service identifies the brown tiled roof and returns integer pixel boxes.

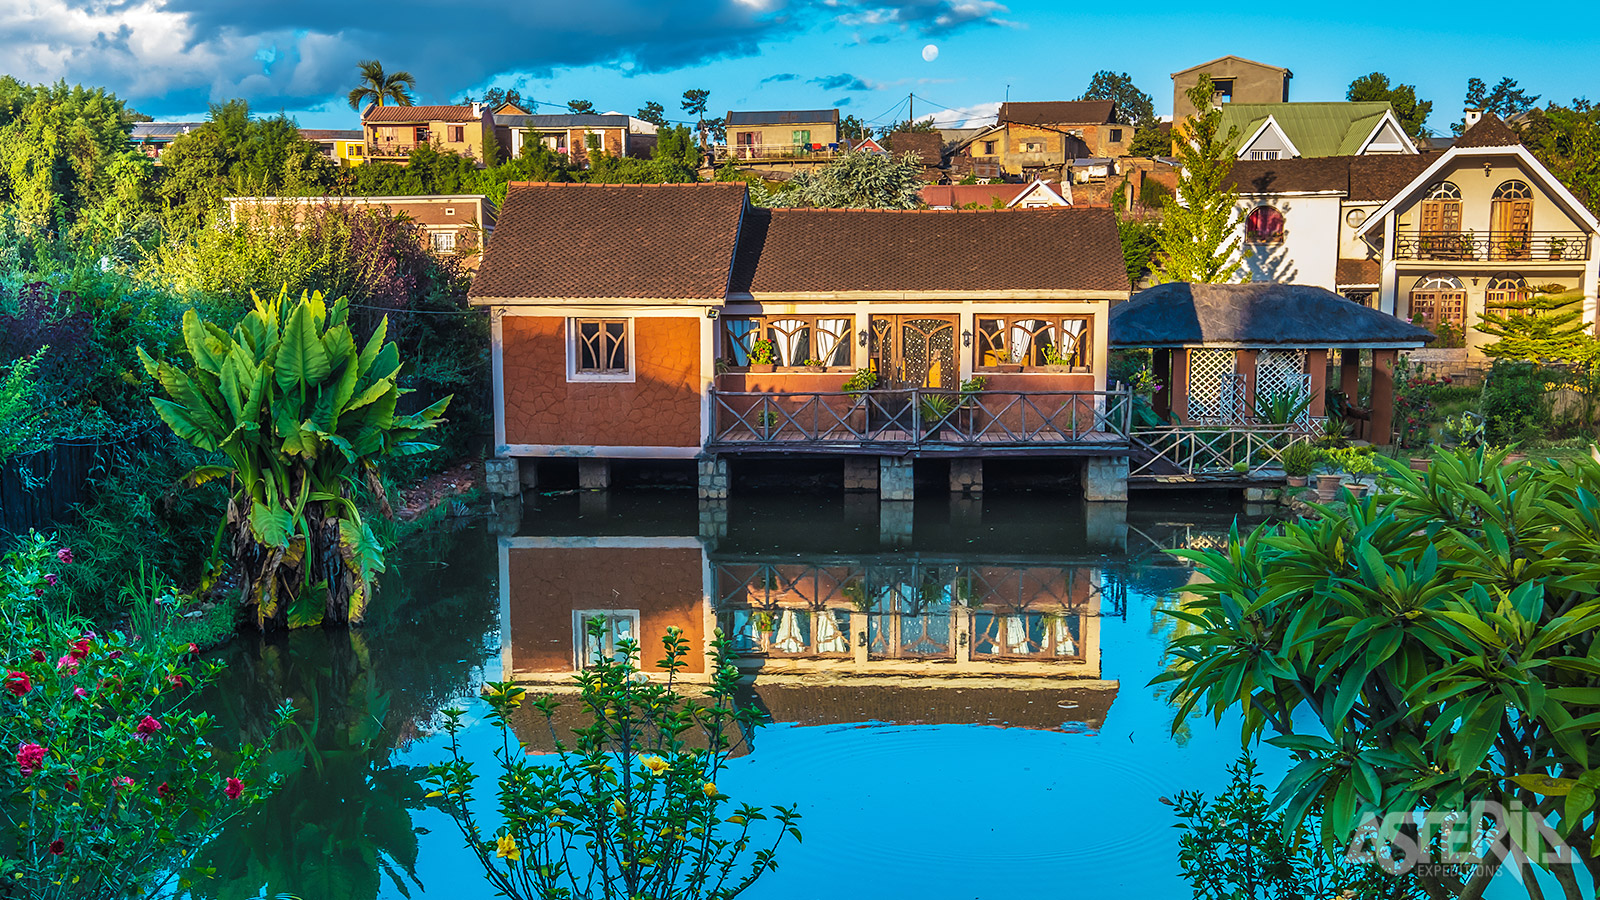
[364,104,482,123]
[883,130,944,164]
[1227,154,1434,200]
[999,100,1116,126]
[920,184,1031,207]
[468,183,749,301]
[298,129,362,140]
[1336,258,1381,286]
[730,206,1129,294]
[1453,112,1522,148]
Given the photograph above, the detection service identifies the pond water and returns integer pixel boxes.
[187,489,1525,899]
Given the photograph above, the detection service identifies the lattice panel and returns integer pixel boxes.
[1255,350,1311,427]
[1187,349,1243,422]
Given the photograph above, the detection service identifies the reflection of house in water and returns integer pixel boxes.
[499,525,1123,732]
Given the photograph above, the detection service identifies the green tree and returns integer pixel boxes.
[839,114,869,142]
[1153,76,1246,284]
[138,288,449,630]
[1477,286,1596,363]
[1453,77,1539,134]
[1117,218,1161,287]
[1156,449,1600,900]
[876,116,937,139]
[1079,70,1156,126]
[0,77,155,227]
[1520,102,1600,211]
[346,60,416,112]
[567,99,597,115]
[1347,72,1433,141]
[753,149,923,209]
[427,621,800,900]
[482,88,523,111]
[636,101,668,127]
[1128,122,1172,158]
[681,89,725,144]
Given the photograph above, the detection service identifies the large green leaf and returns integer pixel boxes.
[275,301,332,390]
[249,503,293,548]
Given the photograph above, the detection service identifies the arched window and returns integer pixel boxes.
[1425,181,1461,201]
[1245,205,1285,243]
[1409,273,1466,343]
[1491,180,1534,259]
[1418,182,1464,259]
[1486,273,1530,313]
[1493,180,1533,200]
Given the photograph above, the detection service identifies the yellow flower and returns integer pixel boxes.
[495,834,520,862]
[613,798,627,817]
[425,791,443,799]
[702,782,717,798]
[640,756,669,775]
[549,806,567,818]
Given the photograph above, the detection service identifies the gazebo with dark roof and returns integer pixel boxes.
[1111,283,1433,444]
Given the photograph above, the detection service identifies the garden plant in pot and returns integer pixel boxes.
[1325,446,1383,498]
[747,338,776,373]
[1279,442,1320,488]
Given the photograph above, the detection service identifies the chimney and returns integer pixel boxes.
[1464,107,1483,129]
[472,101,484,118]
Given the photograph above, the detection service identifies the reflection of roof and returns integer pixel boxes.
[1110,282,1435,348]
[727,109,840,127]
[469,183,749,302]
[364,104,482,123]
[1219,102,1400,157]
[130,122,205,140]
[494,114,630,129]
[729,206,1129,294]
[999,100,1116,126]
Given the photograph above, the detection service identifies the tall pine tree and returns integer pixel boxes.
[1153,76,1248,284]
[1477,286,1597,362]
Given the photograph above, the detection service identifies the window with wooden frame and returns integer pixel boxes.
[722,316,852,367]
[449,125,465,142]
[1244,205,1286,243]
[1486,273,1532,314]
[571,318,630,378]
[1492,180,1534,260]
[572,610,639,670]
[1409,273,1466,327]
[974,316,1092,369]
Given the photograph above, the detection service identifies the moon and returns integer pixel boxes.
[921,44,939,62]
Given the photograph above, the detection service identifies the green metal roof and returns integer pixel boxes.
[1219,102,1396,158]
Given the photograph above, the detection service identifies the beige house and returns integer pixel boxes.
[224,194,496,270]
[1172,55,1292,120]
[361,103,496,165]
[725,109,841,163]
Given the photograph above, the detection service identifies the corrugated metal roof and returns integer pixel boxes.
[726,109,840,127]
[1220,102,1397,158]
[130,122,206,140]
[494,114,631,129]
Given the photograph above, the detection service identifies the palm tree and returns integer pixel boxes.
[347,60,416,113]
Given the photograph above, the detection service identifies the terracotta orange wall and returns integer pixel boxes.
[502,316,701,447]
[507,547,706,675]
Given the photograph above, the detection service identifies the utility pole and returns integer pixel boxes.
[908,92,914,128]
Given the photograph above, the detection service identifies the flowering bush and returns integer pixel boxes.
[425,621,800,900]
[0,533,289,899]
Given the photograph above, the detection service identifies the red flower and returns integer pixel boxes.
[17,743,45,776]
[107,650,122,661]
[157,781,171,799]
[44,574,57,586]
[69,638,90,660]
[135,715,163,740]
[187,643,199,656]
[29,650,45,664]
[167,675,187,690]
[72,687,88,699]
[223,777,244,800]
[56,548,73,565]
[47,840,64,856]
[55,655,77,675]
[114,776,135,790]
[65,774,78,793]
[4,671,31,697]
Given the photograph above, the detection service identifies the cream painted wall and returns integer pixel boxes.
[1393,156,1586,237]
[1233,194,1344,287]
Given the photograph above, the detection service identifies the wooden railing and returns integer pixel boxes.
[1128,423,1318,477]
[728,143,841,161]
[707,387,1132,452]
[1394,231,1590,262]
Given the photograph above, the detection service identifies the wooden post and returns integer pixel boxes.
[1169,348,1190,424]
[1340,349,1362,441]
[1237,349,1259,418]
[1370,349,1398,445]
[1152,348,1171,419]
[1307,350,1329,418]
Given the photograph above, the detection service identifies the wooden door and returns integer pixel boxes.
[1492,199,1533,260]
[868,315,957,389]
[1419,200,1462,258]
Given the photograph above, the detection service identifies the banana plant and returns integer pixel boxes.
[139,287,449,629]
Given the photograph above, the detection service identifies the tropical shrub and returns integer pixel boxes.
[1251,388,1312,426]
[1480,360,1553,445]
[1155,448,1600,899]
[426,621,801,900]
[0,533,288,899]
[1278,442,1320,478]
[0,348,43,459]
[1174,753,1423,899]
[842,368,878,396]
[138,288,449,629]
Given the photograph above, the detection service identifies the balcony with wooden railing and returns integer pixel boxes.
[727,142,842,162]
[1394,231,1591,262]
[706,387,1132,455]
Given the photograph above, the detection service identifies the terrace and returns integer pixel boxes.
[1394,231,1591,262]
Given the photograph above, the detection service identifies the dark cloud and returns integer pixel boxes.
[833,96,852,107]
[811,73,873,92]
[833,0,1018,33]
[760,73,799,84]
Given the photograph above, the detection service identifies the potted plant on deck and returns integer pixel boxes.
[842,368,878,435]
[980,349,1023,374]
[747,338,776,373]
[1279,442,1320,489]
[1325,446,1382,498]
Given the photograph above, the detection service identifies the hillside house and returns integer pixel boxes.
[361,103,496,165]
[1172,55,1292,120]
[224,194,496,270]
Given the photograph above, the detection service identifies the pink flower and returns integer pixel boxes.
[29,650,45,664]
[55,656,78,675]
[56,548,73,565]
[17,743,45,776]
[107,650,122,661]
[44,574,57,586]
[135,715,162,740]
[167,675,187,690]
[69,638,90,660]
[186,643,199,657]
[223,777,244,800]
[4,672,30,697]
[72,687,88,699]
[114,776,135,790]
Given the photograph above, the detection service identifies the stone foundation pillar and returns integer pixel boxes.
[697,455,729,500]
[486,494,521,535]
[880,456,914,502]
[843,456,880,492]
[485,458,521,498]
[1081,455,1129,502]
[950,494,982,529]
[949,458,983,494]
[1082,500,1127,553]
[578,459,611,491]
[880,500,914,548]
[698,498,729,546]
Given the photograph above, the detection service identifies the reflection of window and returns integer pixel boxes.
[975,316,1092,368]
[429,231,456,252]
[1245,205,1286,243]
[1486,273,1530,313]
[722,316,851,366]
[572,319,629,376]
[573,611,639,670]
[722,608,851,658]
[971,612,1081,659]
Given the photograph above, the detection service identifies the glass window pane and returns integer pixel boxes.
[724,319,756,365]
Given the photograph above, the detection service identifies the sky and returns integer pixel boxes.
[5,0,1600,134]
